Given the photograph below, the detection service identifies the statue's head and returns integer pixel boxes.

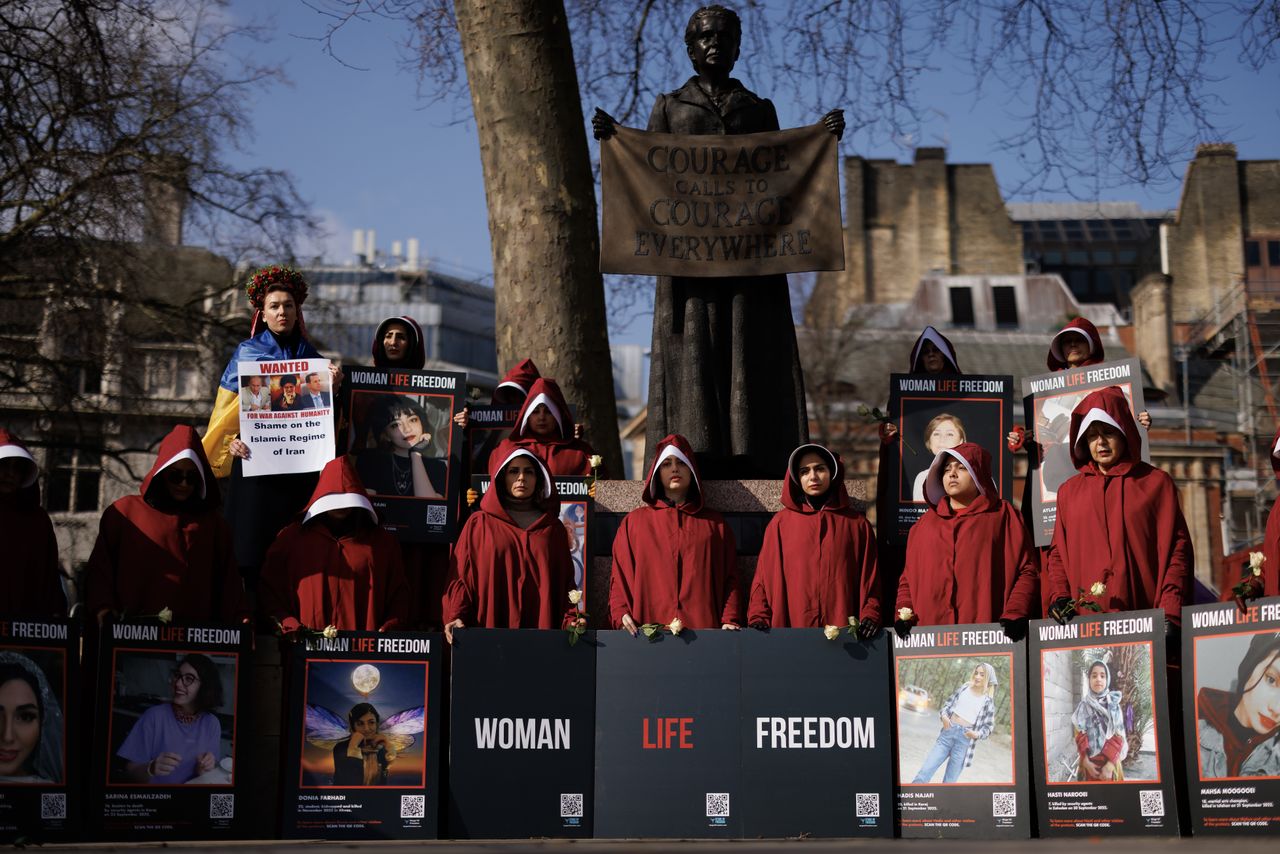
[684,5,741,76]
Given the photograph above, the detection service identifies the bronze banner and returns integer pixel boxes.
[600,123,844,277]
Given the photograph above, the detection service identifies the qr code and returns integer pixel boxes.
[992,792,1017,817]
[560,793,584,818]
[209,793,234,819]
[426,504,447,525]
[40,793,66,820]
[1139,789,1164,817]
[855,792,880,818]
[705,792,730,817]
[400,795,426,819]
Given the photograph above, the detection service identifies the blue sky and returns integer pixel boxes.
[226,2,1280,341]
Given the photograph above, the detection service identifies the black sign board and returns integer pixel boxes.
[280,631,442,839]
[471,474,594,600]
[1029,609,1178,836]
[346,368,466,543]
[884,373,1013,545]
[89,621,251,840]
[1181,596,1280,834]
[447,629,595,838]
[0,617,78,842]
[594,629,741,838]
[1021,357,1149,546]
[892,623,1030,838]
[739,628,893,838]
[464,404,519,479]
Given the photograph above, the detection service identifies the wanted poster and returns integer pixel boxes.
[237,358,335,477]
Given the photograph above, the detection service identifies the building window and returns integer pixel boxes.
[949,287,975,327]
[1246,240,1261,266]
[45,445,102,513]
[1269,241,1280,267]
[141,348,203,399]
[992,286,1019,328]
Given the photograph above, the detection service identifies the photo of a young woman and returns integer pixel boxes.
[111,653,235,785]
[1072,660,1128,782]
[0,651,63,785]
[331,702,397,786]
[354,394,447,499]
[911,663,997,783]
[1197,632,1280,778]
[911,414,966,502]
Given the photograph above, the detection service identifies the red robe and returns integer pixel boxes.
[491,377,594,477]
[1045,386,1193,622]
[896,442,1039,624]
[86,425,245,623]
[443,442,575,628]
[609,434,743,629]
[1047,316,1106,371]
[0,430,65,617]
[1260,427,1280,598]
[260,456,409,632]
[750,445,880,627]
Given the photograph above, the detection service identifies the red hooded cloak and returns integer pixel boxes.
[895,442,1039,624]
[260,456,409,632]
[1045,387,1193,622]
[86,426,244,623]
[749,444,880,627]
[491,377,595,477]
[0,430,65,617]
[443,442,575,628]
[492,358,541,406]
[609,434,743,629]
[1046,316,1106,371]
[1259,427,1280,598]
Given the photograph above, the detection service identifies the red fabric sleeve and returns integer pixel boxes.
[1101,734,1125,763]
[719,525,743,627]
[878,421,895,445]
[258,530,302,633]
[747,522,781,627]
[1000,515,1041,620]
[894,563,914,615]
[1007,424,1026,453]
[1159,500,1194,626]
[1044,507,1072,605]
[856,521,881,625]
[608,518,637,628]
[85,506,123,617]
[378,542,410,631]
[441,531,475,625]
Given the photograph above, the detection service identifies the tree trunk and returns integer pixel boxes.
[454,0,623,475]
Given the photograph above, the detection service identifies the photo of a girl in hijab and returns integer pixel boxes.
[911,662,998,783]
[0,651,63,784]
[1072,660,1128,782]
[354,394,447,499]
[1196,632,1280,778]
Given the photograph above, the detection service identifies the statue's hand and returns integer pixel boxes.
[592,108,618,141]
[821,108,845,141]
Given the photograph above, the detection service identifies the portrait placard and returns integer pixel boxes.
[280,631,442,840]
[0,617,78,843]
[738,629,893,838]
[237,357,335,477]
[892,623,1030,838]
[1029,610,1178,836]
[594,630,741,838]
[89,621,251,840]
[600,123,844,277]
[464,404,519,480]
[447,629,595,838]
[883,373,1014,545]
[471,475,594,600]
[1021,357,1149,546]
[347,368,466,543]
[1181,597,1280,834]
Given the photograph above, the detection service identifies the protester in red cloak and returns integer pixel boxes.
[260,456,408,633]
[492,358,541,407]
[610,434,743,632]
[877,327,961,605]
[749,444,880,633]
[893,442,1038,637]
[490,377,596,477]
[86,426,245,624]
[1045,386,1192,625]
[0,430,65,617]
[442,442,575,642]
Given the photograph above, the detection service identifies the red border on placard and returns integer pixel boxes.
[104,647,239,788]
[894,650,1018,787]
[298,657,429,790]
[898,395,1006,504]
[1039,639,1160,786]
[1192,628,1280,782]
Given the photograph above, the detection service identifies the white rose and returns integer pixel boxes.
[589,454,603,469]
[157,606,173,624]
[896,607,914,622]
[668,617,684,636]
[823,625,840,640]
[848,616,859,627]
[1249,551,1266,570]
[1089,581,1106,597]
[568,589,582,605]
[322,624,338,639]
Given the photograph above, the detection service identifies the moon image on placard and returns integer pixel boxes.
[351,664,380,697]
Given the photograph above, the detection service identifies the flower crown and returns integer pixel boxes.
[244,264,308,308]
